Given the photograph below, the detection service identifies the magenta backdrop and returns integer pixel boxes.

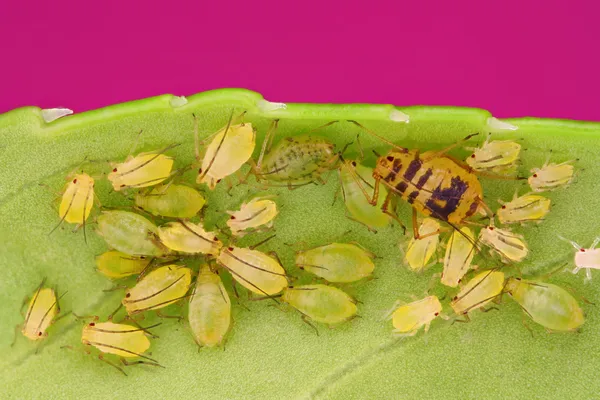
[1,1,598,120]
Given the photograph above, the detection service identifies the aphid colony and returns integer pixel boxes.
[21,112,588,375]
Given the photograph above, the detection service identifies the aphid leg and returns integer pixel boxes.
[97,353,127,376]
[249,234,276,250]
[347,120,408,152]
[556,235,582,251]
[127,129,144,159]
[255,119,279,173]
[155,309,183,321]
[585,268,593,283]
[108,303,124,321]
[103,284,128,293]
[345,212,378,233]
[420,133,479,162]
[300,314,320,336]
[590,237,600,250]
[480,305,500,313]
[382,300,404,320]
[121,357,165,369]
[10,324,21,347]
[520,312,535,338]
[347,241,378,259]
[72,313,99,321]
[382,191,406,234]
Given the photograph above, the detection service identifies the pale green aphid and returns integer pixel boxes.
[188,265,231,348]
[441,227,476,287]
[497,192,551,225]
[226,196,278,236]
[465,135,521,174]
[450,270,505,317]
[281,284,357,325]
[96,210,168,257]
[295,242,375,283]
[95,251,152,279]
[386,295,444,337]
[338,159,391,231]
[404,218,441,272]
[123,265,193,315]
[505,277,584,332]
[157,220,222,256]
[134,184,206,218]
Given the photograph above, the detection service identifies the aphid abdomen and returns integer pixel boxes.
[134,184,206,218]
[95,251,152,279]
[96,211,167,257]
[188,266,231,347]
[391,296,442,334]
[82,322,151,357]
[295,243,375,283]
[22,287,58,340]
[575,249,600,270]
[282,285,357,324]
[506,278,584,331]
[450,270,505,315]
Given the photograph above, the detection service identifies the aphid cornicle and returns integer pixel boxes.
[478,224,528,263]
[281,284,357,325]
[558,236,600,281]
[528,159,575,192]
[505,277,584,332]
[157,220,222,256]
[441,227,476,287]
[80,319,162,375]
[19,280,62,341]
[338,159,392,231]
[252,120,339,186]
[108,145,175,191]
[188,265,231,348]
[51,173,95,239]
[96,210,168,257]
[95,251,152,280]
[134,184,206,219]
[123,265,192,315]
[226,196,278,236]
[295,242,375,283]
[465,135,521,174]
[194,112,256,190]
[496,192,551,225]
[386,295,443,336]
[404,218,441,273]
[216,246,288,296]
[450,270,505,317]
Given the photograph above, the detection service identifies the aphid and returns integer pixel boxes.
[478,224,528,263]
[528,159,575,192]
[194,112,256,189]
[123,265,192,315]
[403,218,441,272]
[441,227,476,287]
[157,220,222,256]
[18,280,63,341]
[252,120,339,186]
[188,265,231,348]
[505,277,584,332]
[216,246,287,296]
[348,121,490,237]
[338,159,392,231]
[51,173,95,240]
[450,270,505,317]
[295,242,375,283]
[96,210,168,257]
[558,235,600,281]
[465,135,521,174]
[386,295,443,336]
[80,318,162,375]
[281,284,357,325]
[108,144,175,191]
[134,184,206,218]
[95,251,152,280]
[226,196,278,236]
[497,192,551,225]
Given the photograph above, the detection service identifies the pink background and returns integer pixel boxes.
[1,1,598,120]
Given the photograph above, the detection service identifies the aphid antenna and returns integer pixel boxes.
[176,219,221,246]
[454,268,500,302]
[347,120,408,152]
[300,314,320,336]
[297,264,330,271]
[249,234,277,250]
[131,292,195,315]
[216,261,280,305]
[198,108,236,180]
[256,119,280,171]
[461,292,505,315]
[248,293,283,301]
[126,273,188,304]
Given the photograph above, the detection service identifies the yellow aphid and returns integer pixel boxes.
[441,227,476,287]
[450,270,505,316]
[404,218,440,272]
[466,137,521,174]
[95,251,152,280]
[21,281,60,341]
[226,196,278,236]
[387,295,443,336]
[216,246,288,296]
[123,265,192,315]
[478,225,528,263]
[196,114,256,190]
[81,320,162,375]
[497,192,551,225]
[51,173,95,240]
[108,146,175,191]
[528,159,575,192]
[188,265,231,347]
[157,220,222,256]
[281,284,357,325]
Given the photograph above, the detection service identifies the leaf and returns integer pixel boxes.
[1,89,599,399]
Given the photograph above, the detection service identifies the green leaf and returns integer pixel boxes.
[2,89,599,399]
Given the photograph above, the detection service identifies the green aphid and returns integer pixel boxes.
[505,277,584,332]
[95,251,152,279]
[295,242,375,283]
[134,184,206,218]
[96,210,168,257]
[282,284,358,326]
